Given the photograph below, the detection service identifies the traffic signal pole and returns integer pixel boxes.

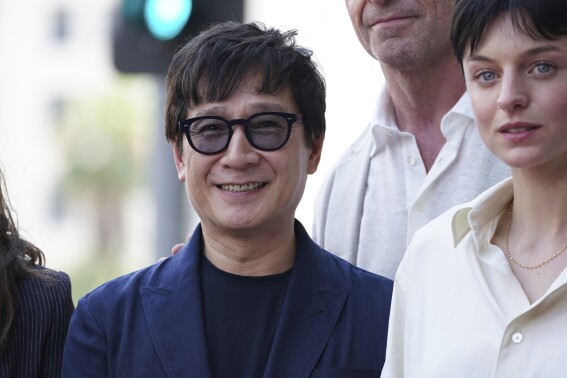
[152,76,188,258]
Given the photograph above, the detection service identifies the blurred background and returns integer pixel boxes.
[0,0,383,303]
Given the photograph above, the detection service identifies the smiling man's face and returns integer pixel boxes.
[173,78,322,237]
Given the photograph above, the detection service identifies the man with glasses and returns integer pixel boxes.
[62,22,392,377]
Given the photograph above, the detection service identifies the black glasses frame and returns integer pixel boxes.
[178,112,302,155]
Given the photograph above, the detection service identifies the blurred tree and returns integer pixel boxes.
[57,77,155,256]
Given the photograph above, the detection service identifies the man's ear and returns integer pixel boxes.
[307,136,324,175]
[172,143,186,182]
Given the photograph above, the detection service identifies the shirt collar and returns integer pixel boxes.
[440,92,475,139]
[370,85,397,128]
[369,86,398,156]
[369,88,474,156]
[451,178,514,247]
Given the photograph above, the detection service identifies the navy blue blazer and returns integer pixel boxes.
[0,268,74,378]
[62,221,392,377]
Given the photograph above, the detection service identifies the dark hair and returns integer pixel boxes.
[452,0,567,64]
[165,21,326,152]
[0,169,50,349]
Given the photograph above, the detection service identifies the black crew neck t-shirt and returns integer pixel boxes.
[200,255,291,378]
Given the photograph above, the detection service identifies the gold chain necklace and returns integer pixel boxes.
[506,201,567,270]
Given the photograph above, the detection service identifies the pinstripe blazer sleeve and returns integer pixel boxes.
[0,268,75,378]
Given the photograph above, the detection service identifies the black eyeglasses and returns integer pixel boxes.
[178,112,302,155]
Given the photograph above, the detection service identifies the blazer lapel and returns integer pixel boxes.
[263,223,349,378]
[140,226,212,378]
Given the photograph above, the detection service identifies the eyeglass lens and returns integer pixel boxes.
[187,113,293,154]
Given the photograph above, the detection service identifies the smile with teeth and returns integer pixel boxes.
[220,183,266,192]
[504,127,537,133]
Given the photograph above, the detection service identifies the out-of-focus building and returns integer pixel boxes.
[0,0,162,300]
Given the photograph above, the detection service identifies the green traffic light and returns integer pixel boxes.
[144,0,192,41]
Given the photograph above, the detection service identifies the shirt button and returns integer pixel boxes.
[512,332,524,344]
[408,156,416,166]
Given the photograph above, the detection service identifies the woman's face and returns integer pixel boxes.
[463,15,567,172]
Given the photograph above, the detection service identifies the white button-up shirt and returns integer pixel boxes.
[357,89,509,279]
[382,178,567,377]
[313,87,510,279]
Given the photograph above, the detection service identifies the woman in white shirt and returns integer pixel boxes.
[382,0,567,376]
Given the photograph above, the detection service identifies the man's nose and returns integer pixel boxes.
[220,125,260,167]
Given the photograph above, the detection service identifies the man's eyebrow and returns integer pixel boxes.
[192,102,288,118]
[467,44,561,63]
[192,105,224,117]
[247,102,287,113]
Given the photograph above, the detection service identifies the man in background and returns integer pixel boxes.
[313,0,510,279]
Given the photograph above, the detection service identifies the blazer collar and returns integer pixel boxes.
[140,224,211,378]
[139,221,349,378]
[263,221,349,377]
